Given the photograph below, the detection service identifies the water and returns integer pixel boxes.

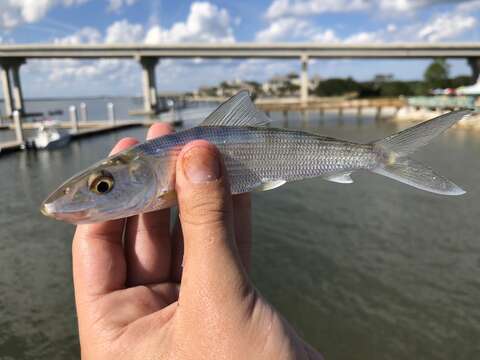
[0,106,479,359]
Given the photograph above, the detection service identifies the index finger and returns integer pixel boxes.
[72,137,138,302]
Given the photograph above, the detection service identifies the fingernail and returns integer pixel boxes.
[183,146,220,183]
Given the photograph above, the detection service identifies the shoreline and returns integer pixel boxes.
[392,107,480,130]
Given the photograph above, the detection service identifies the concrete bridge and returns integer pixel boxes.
[2,43,480,118]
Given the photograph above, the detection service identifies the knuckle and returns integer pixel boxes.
[180,190,232,226]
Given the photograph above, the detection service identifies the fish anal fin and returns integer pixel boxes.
[324,173,354,184]
[255,179,286,192]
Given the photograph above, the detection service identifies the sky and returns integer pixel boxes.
[1,0,480,97]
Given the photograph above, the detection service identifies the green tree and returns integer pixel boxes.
[424,59,450,89]
[314,77,360,96]
[286,72,299,79]
[450,75,473,88]
[378,81,414,97]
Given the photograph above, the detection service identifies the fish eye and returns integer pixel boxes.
[88,171,114,195]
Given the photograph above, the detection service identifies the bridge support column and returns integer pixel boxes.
[11,60,25,114]
[467,57,480,83]
[0,63,14,118]
[0,58,26,118]
[140,57,159,114]
[300,54,309,105]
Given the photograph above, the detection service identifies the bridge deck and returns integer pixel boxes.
[1,43,480,59]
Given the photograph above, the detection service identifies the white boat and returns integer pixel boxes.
[32,124,71,150]
[456,76,480,95]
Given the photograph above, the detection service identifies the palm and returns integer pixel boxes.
[72,124,321,359]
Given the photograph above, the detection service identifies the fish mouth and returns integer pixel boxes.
[40,200,91,223]
[40,201,56,217]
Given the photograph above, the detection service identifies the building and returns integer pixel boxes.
[262,73,321,96]
[196,79,259,98]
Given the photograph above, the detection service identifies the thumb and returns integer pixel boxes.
[175,140,250,307]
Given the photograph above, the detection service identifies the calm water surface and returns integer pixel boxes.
[0,108,479,359]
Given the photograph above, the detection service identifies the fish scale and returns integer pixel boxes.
[138,126,378,195]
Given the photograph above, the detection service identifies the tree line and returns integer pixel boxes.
[313,59,472,98]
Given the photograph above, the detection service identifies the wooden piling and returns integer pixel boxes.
[13,110,24,146]
[69,105,78,133]
[282,110,288,127]
[80,102,88,122]
[375,106,382,122]
[107,102,116,124]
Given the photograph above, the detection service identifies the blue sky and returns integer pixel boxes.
[1,0,480,97]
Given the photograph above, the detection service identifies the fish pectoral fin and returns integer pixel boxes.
[200,90,270,127]
[323,172,354,184]
[255,179,287,191]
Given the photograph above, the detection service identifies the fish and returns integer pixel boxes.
[41,91,472,224]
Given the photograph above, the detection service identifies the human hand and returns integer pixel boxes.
[72,124,322,360]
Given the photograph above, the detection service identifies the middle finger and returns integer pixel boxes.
[125,123,174,285]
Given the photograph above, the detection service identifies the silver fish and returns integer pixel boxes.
[41,91,471,224]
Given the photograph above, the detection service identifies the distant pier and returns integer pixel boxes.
[0,119,145,155]
[256,97,405,123]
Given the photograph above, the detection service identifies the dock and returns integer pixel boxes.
[70,122,143,139]
[0,119,145,156]
[255,97,406,122]
[0,140,24,154]
[256,97,405,112]
[3,120,144,131]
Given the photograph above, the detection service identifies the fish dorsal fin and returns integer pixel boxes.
[255,179,286,192]
[200,90,270,127]
[324,173,354,184]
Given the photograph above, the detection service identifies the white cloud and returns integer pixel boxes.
[107,0,137,13]
[456,0,480,12]
[418,13,476,41]
[53,27,101,44]
[0,0,89,28]
[387,24,397,33]
[105,20,144,43]
[266,0,478,18]
[255,17,311,42]
[145,2,234,43]
[22,2,237,96]
[260,0,478,44]
[344,31,383,44]
[256,16,382,43]
[378,0,425,12]
[378,0,475,12]
[255,17,340,43]
[34,22,142,96]
[313,29,339,42]
[24,58,140,97]
[266,0,369,19]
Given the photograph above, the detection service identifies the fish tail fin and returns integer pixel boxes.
[370,110,471,195]
[372,158,465,195]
